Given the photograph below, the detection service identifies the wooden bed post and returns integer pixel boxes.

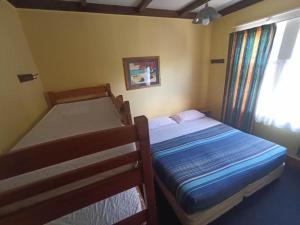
[116,95,123,102]
[134,116,157,225]
[106,83,112,97]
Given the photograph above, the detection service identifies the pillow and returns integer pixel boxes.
[171,110,205,123]
[148,116,177,130]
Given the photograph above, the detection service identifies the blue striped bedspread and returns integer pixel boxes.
[151,124,286,214]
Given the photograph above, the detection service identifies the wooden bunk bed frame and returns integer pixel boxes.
[47,83,132,125]
[0,84,157,225]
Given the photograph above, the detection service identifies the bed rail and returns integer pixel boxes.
[0,116,157,225]
[47,85,108,107]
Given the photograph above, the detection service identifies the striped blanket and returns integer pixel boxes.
[151,124,286,214]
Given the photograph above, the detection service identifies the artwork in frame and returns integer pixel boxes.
[122,56,160,90]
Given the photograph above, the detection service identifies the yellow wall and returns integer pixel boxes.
[208,0,300,157]
[18,10,211,118]
[0,0,47,154]
[9,0,300,157]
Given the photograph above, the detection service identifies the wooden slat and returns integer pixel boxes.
[52,85,107,101]
[219,0,263,16]
[134,116,158,225]
[0,125,137,180]
[0,169,142,225]
[137,0,152,12]
[47,85,108,107]
[115,210,147,225]
[8,0,197,19]
[109,94,132,125]
[177,0,209,16]
[0,151,139,207]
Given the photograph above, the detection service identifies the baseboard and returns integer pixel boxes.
[287,156,300,170]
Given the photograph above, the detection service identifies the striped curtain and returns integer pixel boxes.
[221,24,277,133]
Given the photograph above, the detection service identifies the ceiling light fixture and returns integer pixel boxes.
[192,3,221,25]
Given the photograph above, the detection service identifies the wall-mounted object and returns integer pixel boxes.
[17,74,38,83]
[210,59,225,64]
[122,56,160,90]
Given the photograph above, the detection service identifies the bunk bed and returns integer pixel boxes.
[0,84,157,225]
[149,115,286,225]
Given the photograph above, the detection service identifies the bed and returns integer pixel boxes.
[149,116,286,225]
[0,84,157,225]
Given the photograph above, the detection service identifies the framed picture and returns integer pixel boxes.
[122,56,160,90]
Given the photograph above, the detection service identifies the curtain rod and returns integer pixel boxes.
[235,7,300,31]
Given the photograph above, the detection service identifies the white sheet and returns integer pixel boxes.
[47,188,142,225]
[13,97,121,149]
[1,97,142,225]
[149,117,221,144]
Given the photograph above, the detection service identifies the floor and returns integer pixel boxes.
[157,165,300,225]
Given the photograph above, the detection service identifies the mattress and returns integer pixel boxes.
[0,97,143,225]
[156,164,284,225]
[13,97,122,149]
[149,117,286,219]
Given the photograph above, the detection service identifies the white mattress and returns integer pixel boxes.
[1,97,142,225]
[149,117,221,144]
[13,97,122,149]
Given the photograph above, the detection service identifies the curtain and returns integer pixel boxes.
[256,18,300,132]
[221,24,277,133]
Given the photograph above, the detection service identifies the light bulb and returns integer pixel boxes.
[202,17,210,25]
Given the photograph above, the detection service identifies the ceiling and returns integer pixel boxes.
[64,0,243,12]
[8,0,263,20]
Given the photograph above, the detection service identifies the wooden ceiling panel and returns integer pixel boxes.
[64,0,141,7]
[178,0,209,16]
[147,0,192,11]
[191,0,241,12]
[219,0,263,16]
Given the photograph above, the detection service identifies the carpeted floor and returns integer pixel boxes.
[157,165,300,225]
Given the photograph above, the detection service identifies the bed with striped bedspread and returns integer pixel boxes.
[151,124,286,214]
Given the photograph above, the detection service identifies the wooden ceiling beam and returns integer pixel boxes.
[80,0,87,7]
[137,0,152,12]
[8,0,196,19]
[219,0,263,16]
[80,0,87,8]
[177,0,209,17]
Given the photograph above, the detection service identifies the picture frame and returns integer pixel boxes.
[122,56,160,90]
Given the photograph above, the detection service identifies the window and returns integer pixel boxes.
[255,18,300,132]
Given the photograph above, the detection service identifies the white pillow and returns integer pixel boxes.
[171,110,205,123]
[148,116,177,130]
